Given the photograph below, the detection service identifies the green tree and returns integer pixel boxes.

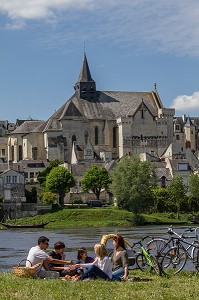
[188,173,199,212]
[41,191,58,205]
[110,155,157,215]
[152,188,170,212]
[168,176,187,218]
[81,165,111,200]
[46,166,75,206]
[37,159,63,186]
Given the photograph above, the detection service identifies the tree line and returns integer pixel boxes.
[27,157,199,217]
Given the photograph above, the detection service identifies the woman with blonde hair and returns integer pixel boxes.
[75,243,112,281]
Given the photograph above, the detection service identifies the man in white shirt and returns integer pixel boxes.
[26,236,73,278]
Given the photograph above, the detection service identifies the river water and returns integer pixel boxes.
[0,225,196,273]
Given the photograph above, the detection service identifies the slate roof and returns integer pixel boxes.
[71,162,105,176]
[11,120,45,134]
[42,90,159,132]
[154,161,172,180]
[169,159,192,171]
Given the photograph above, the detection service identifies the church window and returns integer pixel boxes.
[141,108,144,119]
[32,147,37,160]
[113,127,117,148]
[95,126,99,145]
[82,87,86,94]
[19,145,23,161]
[85,131,88,144]
[175,125,180,130]
[11,145,14,161]
[161,176,166,188]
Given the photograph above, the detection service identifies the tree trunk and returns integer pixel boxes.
[59,191,65,206]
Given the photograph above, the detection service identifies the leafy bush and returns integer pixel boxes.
[131,213,146,225]
[70,198,83,204]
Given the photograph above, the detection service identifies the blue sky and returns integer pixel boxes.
[0,0,199,122]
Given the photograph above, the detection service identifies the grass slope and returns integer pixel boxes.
[0,207,193,229]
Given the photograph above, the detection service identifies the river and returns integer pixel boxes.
[0,225,196,273]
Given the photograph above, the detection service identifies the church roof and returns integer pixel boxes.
[42,90,159,131]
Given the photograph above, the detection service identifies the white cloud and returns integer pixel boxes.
[172,91,199,113]
[1,0,199,57]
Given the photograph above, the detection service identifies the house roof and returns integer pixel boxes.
[10,120,45,134]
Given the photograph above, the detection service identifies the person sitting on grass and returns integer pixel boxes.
[48,241,76,277]
[75,244,112,281]
[76,247,94,275]
[111,234,129,281]
[26,236,74,279]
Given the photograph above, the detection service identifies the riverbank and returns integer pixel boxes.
[0,270,198,300]
[0,207,195,229]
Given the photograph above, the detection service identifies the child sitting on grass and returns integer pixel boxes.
[75,244,113,281]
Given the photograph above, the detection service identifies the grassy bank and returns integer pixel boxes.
[0,270,198,300]
[0,207,194,229]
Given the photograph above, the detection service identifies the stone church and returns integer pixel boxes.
[8,54,175,164]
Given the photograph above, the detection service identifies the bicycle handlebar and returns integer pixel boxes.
[167,225,199,240]
[132,235,150,247]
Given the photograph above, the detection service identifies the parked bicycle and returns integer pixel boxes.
[101,234,161,276]
[147,226,199,276]
[127,236,161,276]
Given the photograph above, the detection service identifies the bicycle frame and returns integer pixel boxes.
[140,245,155,268]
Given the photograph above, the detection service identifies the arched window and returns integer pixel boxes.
[72,135,76,145]
[85,131,88,144]
[95,126,99,145]
[113,127,117,148]
[11,145,14,161]
[161,176,166,188]
[18,145,23,161]
[32,147,37,160]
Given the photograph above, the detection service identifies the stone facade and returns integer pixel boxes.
[7,54,175,164]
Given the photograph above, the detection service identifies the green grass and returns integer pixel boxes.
[0,207,133,229]
[0,270,198,300]
[0,207,193,229]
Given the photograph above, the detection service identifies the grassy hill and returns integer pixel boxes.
[0,206,193,229]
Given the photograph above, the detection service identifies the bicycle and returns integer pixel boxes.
[131,236,161,276]
[103,234,161,276]
[147,226,199,276]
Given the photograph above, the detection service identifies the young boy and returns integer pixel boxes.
[48,241,75,277]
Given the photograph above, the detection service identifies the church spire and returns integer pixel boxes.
[74,53,96,101]
[78,53,94,82]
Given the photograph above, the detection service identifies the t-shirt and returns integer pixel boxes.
[48,251,62,269]
[26,245,49,267]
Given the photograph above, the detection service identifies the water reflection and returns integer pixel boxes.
[0,225,194,273]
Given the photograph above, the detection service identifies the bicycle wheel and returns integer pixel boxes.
[161,246,187,276]
[192,243,199,272]
[147,238,170,260]
[136,253,161,275]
